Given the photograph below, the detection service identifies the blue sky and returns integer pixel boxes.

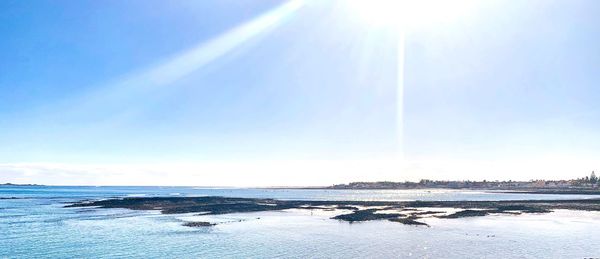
[1,0,599,185]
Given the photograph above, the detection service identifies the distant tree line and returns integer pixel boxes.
[330,171,600,189]
[572,171,598,186]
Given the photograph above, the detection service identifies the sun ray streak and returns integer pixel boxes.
[63,0,305,119]
[397,28,405,164]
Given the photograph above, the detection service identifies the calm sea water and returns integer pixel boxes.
[1,186,600,258]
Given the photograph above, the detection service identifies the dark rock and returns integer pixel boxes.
[388,217,429,226]
[182,221,215,227]
[439,210,489,218]
[331,209,402,222]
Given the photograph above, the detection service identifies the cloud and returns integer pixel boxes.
[0,157,403,186]
[2,153,595,186]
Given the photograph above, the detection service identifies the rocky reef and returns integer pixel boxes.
[66,196,600,227]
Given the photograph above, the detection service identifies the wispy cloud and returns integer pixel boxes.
[0,157,403,186]
[2,153,595,186]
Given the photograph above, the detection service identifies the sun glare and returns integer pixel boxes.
[345,0,478,29]
[342,0,479,170]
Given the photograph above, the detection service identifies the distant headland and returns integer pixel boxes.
[1,183,43,186]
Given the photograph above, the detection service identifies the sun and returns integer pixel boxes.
[344,0,478,29]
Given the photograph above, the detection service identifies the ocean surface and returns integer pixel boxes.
[1,186,600,258]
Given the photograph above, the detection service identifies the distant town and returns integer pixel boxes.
[329,172,600,191]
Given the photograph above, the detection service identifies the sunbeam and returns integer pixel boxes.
[343,0,481,169]
[67,0,305,119]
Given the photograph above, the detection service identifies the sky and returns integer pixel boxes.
[1,0,599,186]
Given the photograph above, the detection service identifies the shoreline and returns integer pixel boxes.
[4,184,599,195]
[66,196,600,227]
[297,187,600,195]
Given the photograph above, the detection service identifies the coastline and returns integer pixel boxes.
[296,187,600,195]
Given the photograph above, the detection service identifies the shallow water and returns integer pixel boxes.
[2,185,599,201]
[1,186,600,258]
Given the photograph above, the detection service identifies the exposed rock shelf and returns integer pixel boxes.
[66,196,600,227]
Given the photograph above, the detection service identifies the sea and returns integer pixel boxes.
[1,186,599,258]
